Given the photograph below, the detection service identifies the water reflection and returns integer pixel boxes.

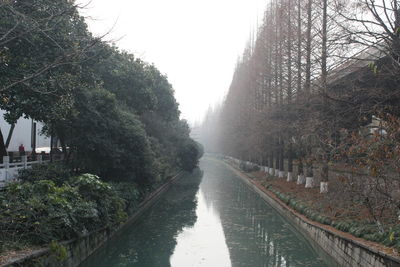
[80,160,333,267]
[170,190,231,266]
[199,160,328,266]
[80,168,203,267]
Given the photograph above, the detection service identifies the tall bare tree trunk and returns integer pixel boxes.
[287,0,294,182]
[294,0,304,184]
[297,157,305,184]
[270,150,275,176]
[275,139,280,177]
[305,156,314,188]
[320,0,329,193]
[296,0,302,100]
[278,18,284,106]
[304,0,314,189]
[287,0,293,104]
[277,2,285,178]
[274,1,279,106]
[304,0,312,96]
[279,138,285,178]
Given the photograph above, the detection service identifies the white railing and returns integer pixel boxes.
[0,155,62,188]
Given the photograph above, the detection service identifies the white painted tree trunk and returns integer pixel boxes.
[275,169,279,177]
[287,172,293,182]
[297,174,305,184]
[305,177,314,188]
[320,182,328,193]
[279,171,284,178]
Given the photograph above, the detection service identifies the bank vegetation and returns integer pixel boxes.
[0,0,202,256]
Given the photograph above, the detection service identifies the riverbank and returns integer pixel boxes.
[220,157,400,267]
[0,172,183,267]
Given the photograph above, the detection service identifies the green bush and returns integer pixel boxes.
[18,163,72,185]
[383,237,396,247]
[321,216,332,225]
[0,174,126,249]
[110,182,141,215]
[49,241,68,261]
[69,174,127,225]
[178,139,203,171]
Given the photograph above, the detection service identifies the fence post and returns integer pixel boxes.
[38,154,43,164]
[22,155,28,168]
[3,156,9,181]
[3,156,9,168]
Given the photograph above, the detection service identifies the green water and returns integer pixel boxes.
[80,159,335,267]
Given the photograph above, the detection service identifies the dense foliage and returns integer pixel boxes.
[0,173,126,250]
[0,0,201,183]
[18,163,72,185]
[178,140,204,171]
[0,0,202,254]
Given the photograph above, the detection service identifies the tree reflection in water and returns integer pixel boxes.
[80,168,203,267]
[198,159,332,267]
[200,160,332,266]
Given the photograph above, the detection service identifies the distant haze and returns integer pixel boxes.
[77,0,267,124]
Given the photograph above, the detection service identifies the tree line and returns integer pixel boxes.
[200,0,400,197]
[0,0,202,185]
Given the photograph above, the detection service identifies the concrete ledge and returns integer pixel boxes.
[223,160,400,267]
[2,173,183,267]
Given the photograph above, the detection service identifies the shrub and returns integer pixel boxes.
[178,139,202,171]
[69,174,127,225]
[18,163,72,185]
[110,182,141,215]
[0,174,126,249]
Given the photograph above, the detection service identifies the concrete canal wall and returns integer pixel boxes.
[2,173,183,267]
[224,160,400,267]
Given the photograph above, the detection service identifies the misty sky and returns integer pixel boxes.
[77,0,267,124]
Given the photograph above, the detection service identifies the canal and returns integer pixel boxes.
[80,158,334,267]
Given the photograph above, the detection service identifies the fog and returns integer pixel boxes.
[77,0,267,124]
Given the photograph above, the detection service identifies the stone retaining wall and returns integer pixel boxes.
[2,173,183,267]
[225,161,400,267]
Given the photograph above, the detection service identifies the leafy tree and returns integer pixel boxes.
[177,132,203,171]
[94,46,156,114]
[1,0,201,186]
[49,87,156,184]
[143,64,179,121]
[0,0,99,156]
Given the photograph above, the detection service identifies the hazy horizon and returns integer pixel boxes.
[77,0,267,124]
